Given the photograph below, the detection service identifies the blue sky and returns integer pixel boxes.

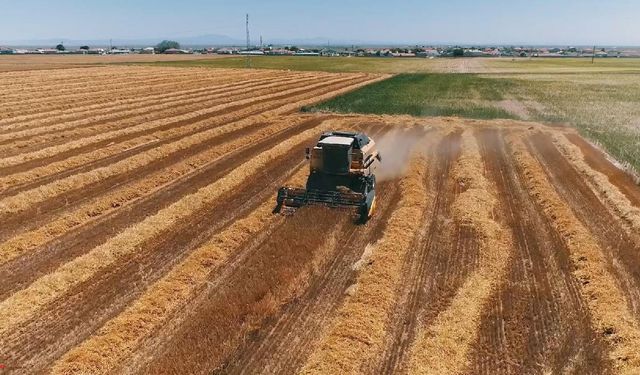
[1,0,639,45]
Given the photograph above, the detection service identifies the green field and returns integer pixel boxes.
[308,73,516,119]
[147,56,640,173]
[310,71,640,173]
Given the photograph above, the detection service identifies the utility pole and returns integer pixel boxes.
[245,13,251,68]
[260,35,263,49]
[592,45,596,64]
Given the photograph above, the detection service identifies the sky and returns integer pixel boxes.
[1,0,639,45]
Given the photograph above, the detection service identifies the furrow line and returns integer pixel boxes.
[0,121,332,340]
[405,130,513,375]
[0,76,370,215]
[300,155,430,374]
[0,69,272,124]
[0,73,361,169]
[0,67,254,106]
[2,141,315,373]
[551,133,640,235]
[511,136,640,374]
[0,71,309,137]
[0,116,322,272]
[0,73,324,155]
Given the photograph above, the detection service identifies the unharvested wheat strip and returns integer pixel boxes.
[0,72,318,145]
[0,71,303,131]
[49,168,308,375]
[405,130,513,375]
[0,74,357,168]
[511,137,640,374]
[0,75,369,193]
[551,133,640,234]
[0,121,332,338]
[300,155,429,375]
[0,116,309,265]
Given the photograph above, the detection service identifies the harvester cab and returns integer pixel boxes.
[275,131,382,223]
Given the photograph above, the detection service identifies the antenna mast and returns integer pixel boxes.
[245,13,251,68]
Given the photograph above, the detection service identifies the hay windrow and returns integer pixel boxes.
[0,75,377,216]
[0,117,308,266]
[0,67,274,115]
[49,167,310,375]
[551,133,640,235]
[0,69,272,126]
[0,72,320,151]
[510,136,640,373]
[0,120,334,337]
[0,70,305,133]
[406,130,513,375]
[0,74,356,168]
[300,155,429,374]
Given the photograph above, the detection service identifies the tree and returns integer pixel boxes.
[55,43,65,51]
[79,45,90,50]
[452,48,464,57]
[155,40,180,53]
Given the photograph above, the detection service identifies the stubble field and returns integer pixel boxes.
[1,65,640,374]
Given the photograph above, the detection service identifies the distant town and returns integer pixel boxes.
[1,41,639,58]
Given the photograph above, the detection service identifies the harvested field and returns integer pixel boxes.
[1,65,640,375]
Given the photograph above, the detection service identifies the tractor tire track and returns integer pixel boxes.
[0,72,314,150]
[222,179,401,375]
[0,139,314,373]
[467,129,609,375]
[0,76,371,239]
[0,73,339,169]
[375,130,469,374]
[0,117,328,300]
[528,132,640,319]
[134,208,353,375]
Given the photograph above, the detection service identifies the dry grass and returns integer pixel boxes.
[406,130,513,375]
[0,117,308,265]
[551,133,640,234]
[49,167,313,374]
[510,136,640,373]
[300,155,429,374]
[0,120,332,337]
[0,75,376,215]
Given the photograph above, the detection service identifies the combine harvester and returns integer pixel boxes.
[275,131,382,223]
